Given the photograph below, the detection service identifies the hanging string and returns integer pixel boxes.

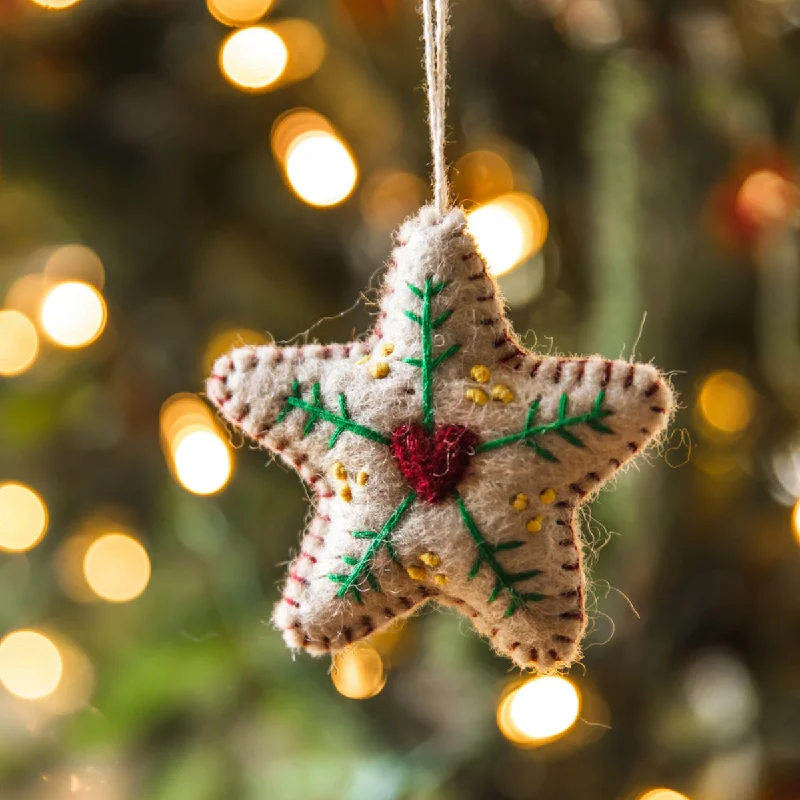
[422,0,450,214]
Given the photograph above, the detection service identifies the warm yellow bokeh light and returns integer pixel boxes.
[0,482,48,553]
[467,193,549,276]
[637,789,691,800]
[173,429,233,496]
[792,499,800,547]
[736,170,800,227]
[453,150,514,203]
[284,132,358,208]
[207,0,274,25]
[361,171,427,231]
[271,109,334,163]
[27,0,82,9]
[219,26,288,91]
[0,630,63,700]
[697,370,755,435]
[44,244,105,289]
[498,676,581,744]
[331,643,386,699]
[40,281,107,349]
[271,19,326,85]
[83,533,151,603]
[0,309,39,376]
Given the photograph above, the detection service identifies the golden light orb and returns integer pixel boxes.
[172,428,233,496]
[0,309,39,376]
[207,0,274,25]
[271,19,326,85]
[361,171,427,231]
[792,499,800,546]
[467,193,548,277]
[453,150,514,203]
[83,533,151,603]
[43,244,105,289]
[637,790,691,800]
[39,281,107,349]
[736,170,800,227]
[331,643,386,699]
[27,0,82,9]
[0,482,48,553]
[283,132,358,208]
[498,675,581,744]
[219,26,288,92]
[697,370,756,436]
[0,630,63,700]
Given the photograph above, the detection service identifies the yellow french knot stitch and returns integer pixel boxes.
[407,565,426,581]
[526,515,543,533]
[540,488,556,504]
[330,462,347,481]
[355,471,369,486]
[419,552,440,567]
[470,364,491,383]
[380,343,395,356]
[356,355,370,365]
[370,362,390,379]
[512,493,529,511]
[492,384,514,403]
[338,485,352,503]
[433,574,449,586]
[465,387,489,405]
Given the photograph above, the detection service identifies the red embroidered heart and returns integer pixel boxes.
[391,423,479,504]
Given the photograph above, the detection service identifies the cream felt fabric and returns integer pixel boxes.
[207,205,674,671]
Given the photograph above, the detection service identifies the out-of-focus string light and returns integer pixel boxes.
[219,26,288,92]
[40,639,95,716]
[453,150,514,203]
[39,281,107,349]
[271,19,326,86]
[467,192,548,277]
[161,394,233,496]
[497,675,581,744]
[0,630,63,700]
[560,0,622,50]
[0,482,48,553]
[27,0,82,9]
[204,327,270,374]
[0,309,39,376]
[207,0,274,26]
[361,171,427,231]
[637,790,691,800]
[43,244,105,289]
[697,370,755,436]
[83,533,151,603]
[736,169,800,228]
[331,643,386,699]
[272,110,358,208]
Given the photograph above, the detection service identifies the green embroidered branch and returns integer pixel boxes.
[476,390,614,459]
[403,278,461,431]
[328,492,417,601]
[455,493,545,618]
[277,380,390,449]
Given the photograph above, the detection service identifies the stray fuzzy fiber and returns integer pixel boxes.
[207,205,675,672]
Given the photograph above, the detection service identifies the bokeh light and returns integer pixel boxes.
[453,150,514,203]
[331,643,386,699]
[792,499,800,545]
[467,193,548,276]
[0,630,62,700]
[0,482,48,553]
[39,639,95,716]
[560,0,622,50]
[83,533,151,603]
[361,171,427,231]
[207,0,274,26]
[285,133,358,208]
[204,327,270,374]
[0,309,39,376]
[27,0,82,9]
[498,675,581,744]
[43,244,105,289]
[271,19,326,86]
[637,790,690,800]
[219,26,287,92]
[736,170,800,228]
[697,370,756,435]
[173,429,233,496]
[40,281,107,349]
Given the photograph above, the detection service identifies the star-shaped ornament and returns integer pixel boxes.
[207,206,674,671]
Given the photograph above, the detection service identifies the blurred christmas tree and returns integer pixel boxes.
[0,0,799,798]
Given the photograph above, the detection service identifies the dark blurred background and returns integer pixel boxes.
[0,0,799,798]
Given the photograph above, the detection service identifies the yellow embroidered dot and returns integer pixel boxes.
[380,343,395,357]
[526,515,543,533]
[470,364,491,383]
[419,552,440,567]
[338,485,352,503]
[492,384,515,403]
[466,387,489,405]
[355,471,369,486]
[356,355,370,365]
[330,461,347,481]
[512,493,529,511]
[539,488,556,504]
[433,573,449,586]
[407,565,426,581]
[370,362,390,379]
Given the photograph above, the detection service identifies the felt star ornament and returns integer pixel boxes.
[207,206,674,671]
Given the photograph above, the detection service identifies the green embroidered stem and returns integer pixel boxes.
[403,278,460,431]
[455,493,545,618]
[476,389,614,459]
[278,380,390,449]
[328,492,417,601]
